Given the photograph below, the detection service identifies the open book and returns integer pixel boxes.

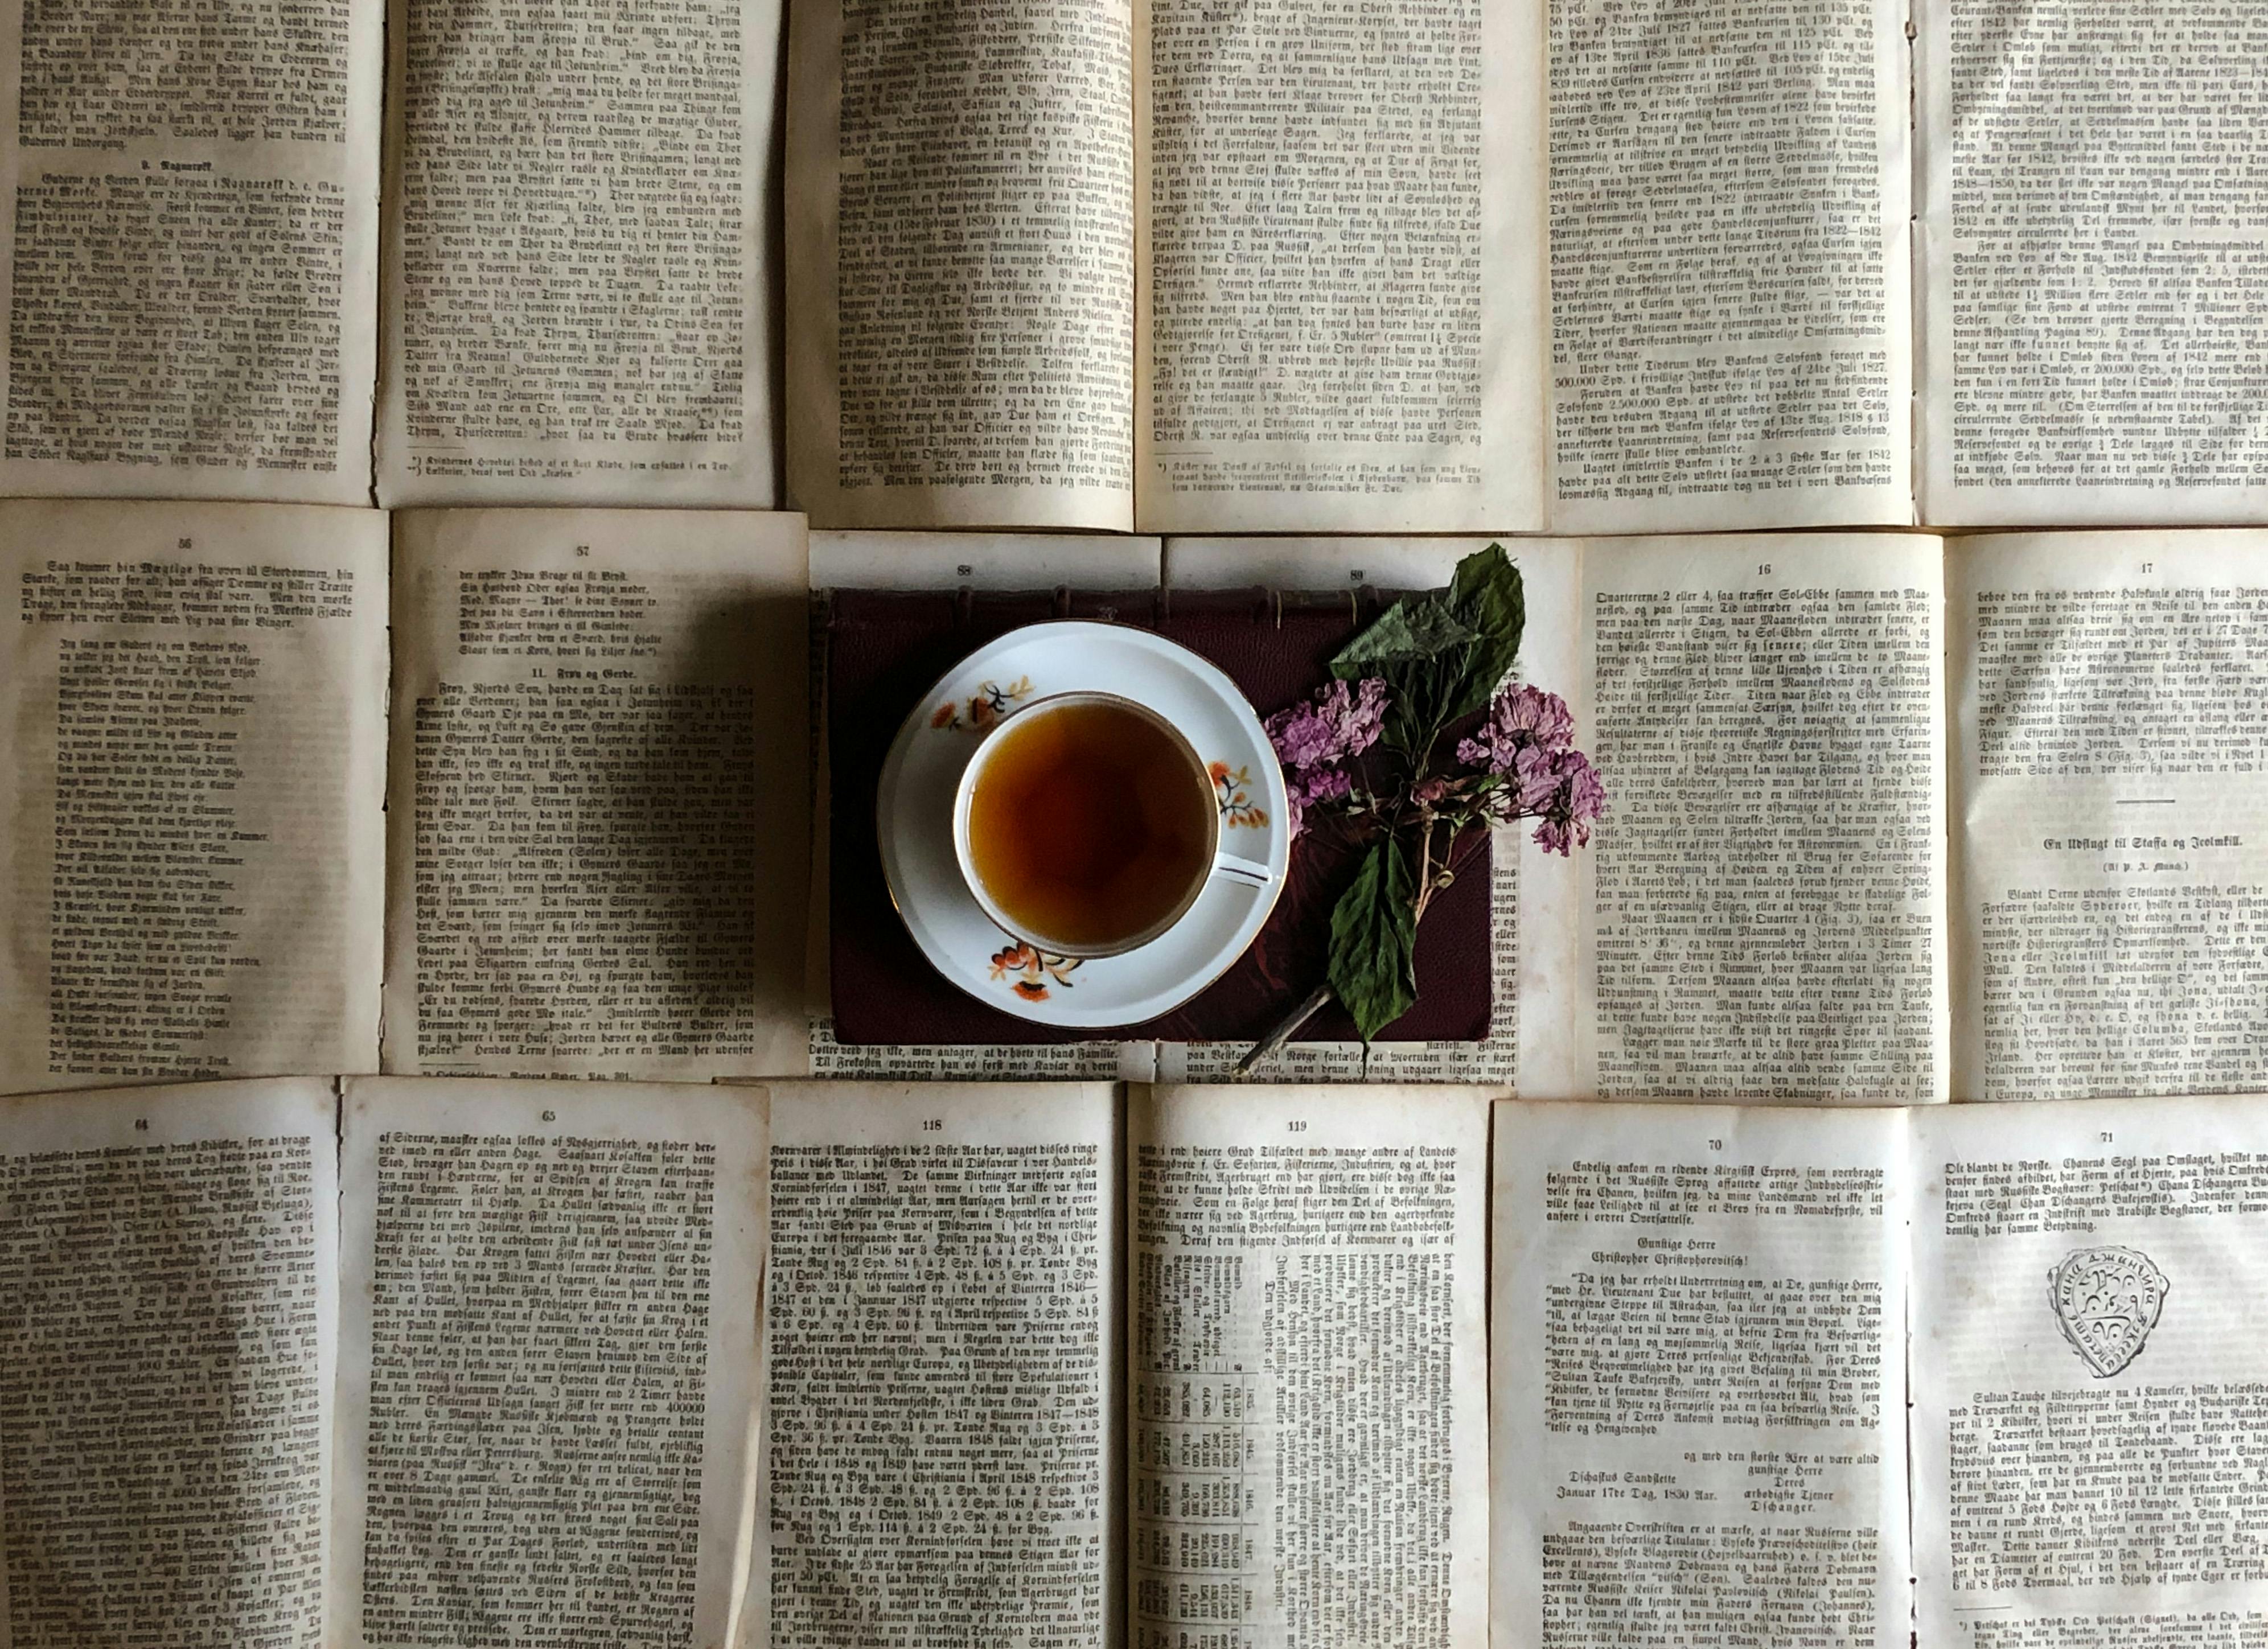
[0,0,783,509]
[8,507,2268,1102]
[786,0,2268,534]
[0,499,812,1094]
[7,1075,2259,1648]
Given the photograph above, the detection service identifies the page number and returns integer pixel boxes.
[1707,1137,1723,1151]
[541,1109,557,1122]
[1288,1120,1309,1133]
[133,1118,149,1131]
[572,545,590,558]
[922,1118,942,1132]
[1757,563,1772,576]
[2099,1130,2114,1144]
[176,538,192,550]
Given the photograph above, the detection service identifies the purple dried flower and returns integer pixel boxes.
[1267,677,1386,838]
[1457,684,1575,774]
[1281,763,1353,837]
[1525,749,1608,856]
[1266,677,1387,772]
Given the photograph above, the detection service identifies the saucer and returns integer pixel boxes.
[875,621,1291,1027]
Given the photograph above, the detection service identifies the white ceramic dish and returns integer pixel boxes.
[875,621,1291,1027]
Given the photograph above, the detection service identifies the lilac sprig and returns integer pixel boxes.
[1267,678,1604,856]
[1262,676,1385,835]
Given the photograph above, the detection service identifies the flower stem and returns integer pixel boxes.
[1231,981,1336,1078]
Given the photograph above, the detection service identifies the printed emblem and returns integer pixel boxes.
[2048,1245,2168,1379]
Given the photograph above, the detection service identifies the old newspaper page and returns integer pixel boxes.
[376,0,782,507]
[0,501,388,1093]
[0,0,380,503]
[1492,1099,1911,1649]
[1130,1083,1493,1648]
[334,1076,767,1649]
[767,1080,1117,1644]
[1912,1094,2268,1649]
[1546,0,1910,533]
[1575,534,1947,1100]
[0,1078,342,1643]
[1918,0,2268,525]
[784,0,1136,529]
[1952,531,2268,1100]
[1132,0,1543,534]
[384,508,810,1080]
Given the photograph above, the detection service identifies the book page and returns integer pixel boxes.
[1912,1095,2268,1649]
[783,0,1135,530]
[383,508,810,1080]
[1491,1100,1910,1649]
[0,0,379,503]
[0,1078,340,1644]
[1131,0,1543,534]
[1577,534,1949,1100]
[0,500,388,1094]
[767,1080,1117,1644]
[335,1076,767,1649]
[1129,1084,1493,1649]
[1918,0,2268,525]
[375,0,780,508]
[1545,0,1910,533]
[1951,531,2268,1100]
[1154,536,1585,1092]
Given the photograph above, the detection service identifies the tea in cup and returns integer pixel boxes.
[953,692,1268,957]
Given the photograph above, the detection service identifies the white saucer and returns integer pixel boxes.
[876,621,1291,1027]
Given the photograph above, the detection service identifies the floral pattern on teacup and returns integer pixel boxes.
[931,676,1033,733]
[1210,762,1268,829]
[990,942,1082,1001]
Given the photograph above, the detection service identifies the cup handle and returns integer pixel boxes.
[1211,849,1273,889]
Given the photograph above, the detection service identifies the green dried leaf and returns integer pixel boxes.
[1327,837,1419,1043]
[1446,543,1526,715]
[1329,595,1476,676]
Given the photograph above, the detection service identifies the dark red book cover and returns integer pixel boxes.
[825,586,1492,1047]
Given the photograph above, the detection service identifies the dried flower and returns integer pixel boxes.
[1266,676,1387,837]
[1456,684,1575,774]
[1266,676,1387,772]
[1522,748,1608,856]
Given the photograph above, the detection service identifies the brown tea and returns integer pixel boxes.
[965,698,1214,951]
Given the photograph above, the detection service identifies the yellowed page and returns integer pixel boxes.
[0,501,388,1094]
[1951,530,2268,1099]
[1132,0,1543,533]
[1492,1099,1912,1649]
[1576,534,1949,1100]
[0,0,379,503]
[0,1078,341,1644]
[768,1080,1117,1643]
[376,0,780,508]
[1912,1095,2268,1648]
[1155,536,1585,1091]
[1131,1083,1494,1648]
[1918,0,2268,525]
[334,1076,767,1649]
[784,0,1135,530]
[383,509,810,1080]
[1546,0,1911,533]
